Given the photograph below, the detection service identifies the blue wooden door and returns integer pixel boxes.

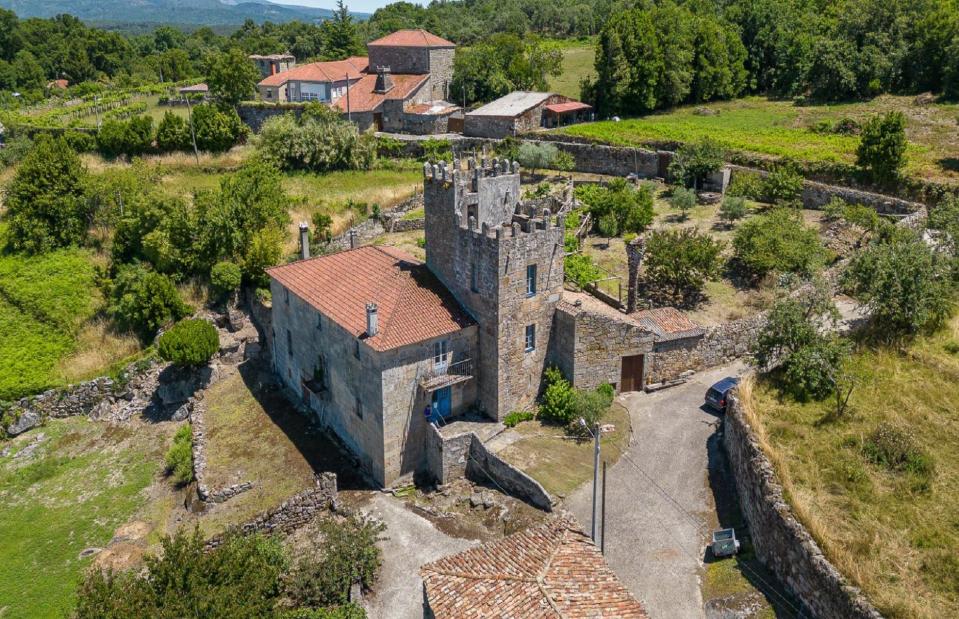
[432,387,451,419]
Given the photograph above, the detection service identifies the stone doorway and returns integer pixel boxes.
[620,354,645,393]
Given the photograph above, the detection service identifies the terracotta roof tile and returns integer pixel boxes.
[421,516,648,619]
[267,246,475,352]
[332,73,429,113]
[634,306,704,339]
[368,29,456,48]
[545,101,592,114]
[258,56,369,87]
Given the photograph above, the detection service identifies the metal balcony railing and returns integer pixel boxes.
[419,357,474,392]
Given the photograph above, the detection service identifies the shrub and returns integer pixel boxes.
[669,187,698,220]
[63,130,96,153]
[539,367,577,424]
[210,261,242,297]
[158,319,219,366]
[503,410,535,427]
[97,116,155,158]
[0,134,33,168]
[597,211,619,239]
[564,253,602,288]
[781,336,850,401]
[192,103,246,152]
[257,105,376,172]
[156,110,192,153]
[643,228,724,305]
[726,170,764,200]
[75,529,287,618]
[242,227,284,287]
[733,208,828,279]
[762,163,804,205]
[284,514,386,607]
[110,264,190,341]
[862,423,934,482]
[419,138,452,163]
[843,231,952,340]
[595,383,615,402]
[312,212,334,243]
[719,196,748,225]
[165,424,194,484]
[857,112,907,184]
[668,138,726,188]
[575,179,654,234]
[279,606,366,619]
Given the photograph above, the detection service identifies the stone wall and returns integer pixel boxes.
[204,472,338,550]
[191,401,255,504]
[237,103,303,133]
[423,423,553,511]
[466,436,553,511]
[728,165,922,215]
[723,393,882,619]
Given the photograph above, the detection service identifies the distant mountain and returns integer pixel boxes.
[0,0,368,26]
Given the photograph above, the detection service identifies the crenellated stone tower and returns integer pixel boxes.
[422,158,565,420]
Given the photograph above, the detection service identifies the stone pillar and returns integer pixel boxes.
[626,235,646,314]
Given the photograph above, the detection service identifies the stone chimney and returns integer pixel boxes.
[626,235,646,314]
[299,222,310,260]
[366,303,378,337]
[373,66,394,94]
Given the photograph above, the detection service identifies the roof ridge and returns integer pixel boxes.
[421,567,539,583]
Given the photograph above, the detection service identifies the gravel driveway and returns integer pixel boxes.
[360,493,477,619]
[565,362,748,619]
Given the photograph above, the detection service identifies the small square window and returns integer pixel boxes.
[526,264,537,296]
[354,339,361,360]
[524,324,535,352]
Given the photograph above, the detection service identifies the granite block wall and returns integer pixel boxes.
[723,393,882,619]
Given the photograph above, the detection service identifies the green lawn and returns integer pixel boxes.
[555,95,959,184]
[548,41,595,100]
[744,312,959,618]
[0,417,168,618]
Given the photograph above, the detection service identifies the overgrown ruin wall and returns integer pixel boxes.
[723,393,882,619]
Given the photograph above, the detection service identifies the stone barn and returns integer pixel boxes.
[463,91,590,138]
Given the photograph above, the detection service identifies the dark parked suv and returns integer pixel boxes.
[705,377,739,413]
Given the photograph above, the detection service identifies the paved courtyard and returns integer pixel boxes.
[565,362,748,619]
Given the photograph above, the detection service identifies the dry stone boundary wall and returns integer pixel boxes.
[723,393,883,619]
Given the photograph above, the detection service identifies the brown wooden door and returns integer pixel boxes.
[620,355,645,392]
[373,113,383,131]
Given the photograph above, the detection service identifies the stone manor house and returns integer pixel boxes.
[267,160,708,486]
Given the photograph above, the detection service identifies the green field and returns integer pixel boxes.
[555,95,959,184]
[0,417,168,618]
[548,40,595,100]
[0,249,102,399]
[744,312,959,618]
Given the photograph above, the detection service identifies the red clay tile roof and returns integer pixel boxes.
[635,306,704,340]
[545,101,592,114]
[266,246,474,352]
[258,56,369,87]
[368,29,455,48]
[421,516,648,619]
[332,73,429,113]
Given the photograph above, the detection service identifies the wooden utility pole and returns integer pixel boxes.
[185,95,200,166]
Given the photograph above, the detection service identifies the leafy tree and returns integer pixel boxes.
[843,231,953,340]
[5,135,91,254]
[211,261,243,298]
[242,227,285,287]
[668,138,726,189]
[156,111,192,153]
[192,104,246,152]
[112,194,197,277]
[539,366,577,424]
[284,513,386,607]
[576,179,654,234]
[97,116,155,158]
[719,196,748,226]
[450,33,562,104]
[597,212,619,243]
[669,187,698,221]
[733,208,828,279]
[927,196,959,279]
[643,228,724,305]
[164,424,194,485]
[564,253,602,288]
[761,163,804,205]
[322,0,364,59]
[257,105,376,173]
[158,318,219,366]
[206,47,260,106]
[109,264,190,341]
[856,112,908,184]
[312,212,334,243]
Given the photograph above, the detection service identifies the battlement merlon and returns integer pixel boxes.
[421,157,521,184]
[422,157,525,231]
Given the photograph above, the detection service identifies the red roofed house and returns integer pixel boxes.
[256,29,459,134]
[268,159,707,487]
[421,516,648,618]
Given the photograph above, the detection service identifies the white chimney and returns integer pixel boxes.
[299,222,310,260]
[366,303,378,337]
